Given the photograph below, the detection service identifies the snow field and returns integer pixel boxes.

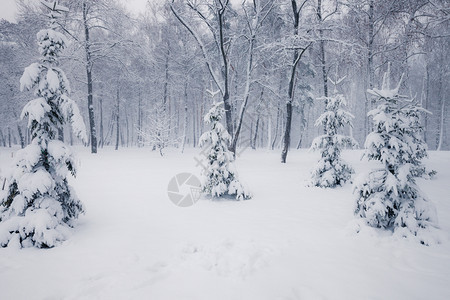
[0,147,450,299]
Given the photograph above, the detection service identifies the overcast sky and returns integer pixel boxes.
[0,0,149,23]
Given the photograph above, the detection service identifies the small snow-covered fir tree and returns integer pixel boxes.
[199,101,251,200]
[310,88,357,187]
[0,2,87,248]
[353,72,438,244]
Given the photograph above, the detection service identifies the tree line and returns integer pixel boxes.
[0,0,448,161]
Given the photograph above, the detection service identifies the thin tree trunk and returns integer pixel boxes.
[104,110,115,146]
[0,129,5,147]
[230,34,255,155]
[115,88,120,151]
[424,63,430,144]
[8,127,11,148]
[193,100,197,147]
[317,0,328,99]
[182,82,188,153]
[217,4,233,139]
[83,2,97,154]
[365,0,375,137]
[437,97,446,151]
[252,115,260,150]
[99,97,104,148]
[281,1,309,163]
[26,128,30,146]
[267,112,272,150]
[125,105,129,147]
[17,125,25,148]
[260,120,264,148]
[138,88,142,147]
[120,127,125,147]
[272,104,280,150]
[296,132,303,149]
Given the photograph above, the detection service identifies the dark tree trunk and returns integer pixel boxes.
[115,88,120,151]
[281,0,309,163]
[137,88,142,147]
[252,115,260,150]
[99,97,104,148]
[83,2,97,154]
[182,82,188,153]
[192,100,197,147]
[272,104,280,150]
[365,0,375,137]
[217,4,233,139]
[317,0,328,100]
[125,106,129,147]
[424,63,430,144]
[17,125,25,148]
[0,129,5,147]
[8,127,11,148]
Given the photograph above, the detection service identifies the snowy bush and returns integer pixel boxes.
[353,74,439,245]
[138,102,180,156]
[310,94,357,187]
[0,4,86,248]
[199,102,251,200]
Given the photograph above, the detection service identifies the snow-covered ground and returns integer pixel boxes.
[1,146,449,300]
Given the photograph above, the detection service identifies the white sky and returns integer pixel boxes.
[1,0,18,22]
[0,0,149,23]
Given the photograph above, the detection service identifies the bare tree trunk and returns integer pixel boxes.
[99,97,104,148]
[267,112,272,150]
[7,127,11,148]
[83,2,97,154]
[17,125,25,148]
[436,57,445,150]
[424,63,430,144]
[217,3,233,139]
[296,132,303,149]
[137,88,142,147]
[125,105,129,147]
[163,49,169,112]
[229,32,255,155]
[192,100,197,147]
[437,97,446,151]
[252,115,260,150]
[272,104,280,150]
[281,0,310,163]
[115,88,120,151]
[26,128,30,145]
[365,0,375,137]
[182,82,188,153]
[120,127,125,147]
[0,129,5,147]
[317,0,328,99]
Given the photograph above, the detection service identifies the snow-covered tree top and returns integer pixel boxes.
[367,68,404,100]
[204,101,225,124]
[37,29,67,64]
[41,1,69,28]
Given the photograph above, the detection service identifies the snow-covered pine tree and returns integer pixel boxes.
[353,72,438,244]
[0,1,87,248]
[310,92,357,188]
[199,101,251,200]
